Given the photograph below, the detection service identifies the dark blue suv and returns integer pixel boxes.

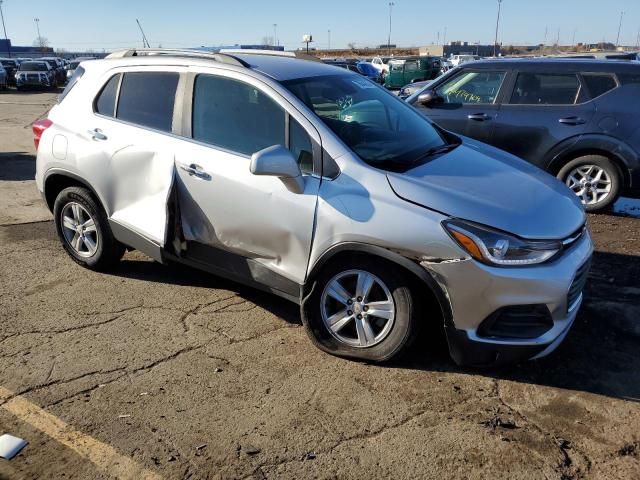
[408,59,640,211]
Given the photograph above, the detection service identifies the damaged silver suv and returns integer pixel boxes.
[35,49,593,366]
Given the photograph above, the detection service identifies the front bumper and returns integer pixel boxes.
[425,230,594,367]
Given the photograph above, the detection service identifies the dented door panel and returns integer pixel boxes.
[174,141,320,285]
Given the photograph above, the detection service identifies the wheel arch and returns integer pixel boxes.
[545,135,637,188]
[43,169,105,213]
[304,243,453,327]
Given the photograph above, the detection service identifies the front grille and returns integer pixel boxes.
[568,260,591,312]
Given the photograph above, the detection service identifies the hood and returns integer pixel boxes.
[387,139,586,239]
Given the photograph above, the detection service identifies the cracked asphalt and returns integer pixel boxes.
[1,91,639,479]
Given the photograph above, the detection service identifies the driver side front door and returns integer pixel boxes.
[416,69,509,143]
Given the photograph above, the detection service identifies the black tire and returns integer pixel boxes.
[53,186,125,271]
[301,257,417,363]
[557,155,621,212]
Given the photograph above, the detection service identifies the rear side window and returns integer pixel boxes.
[582,74,617,98]
[192,75,285,155]
[95,73,121,117]
[510,73,580,105]
[116,72,179,132]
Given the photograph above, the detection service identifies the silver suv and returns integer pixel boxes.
[34,49,593,366]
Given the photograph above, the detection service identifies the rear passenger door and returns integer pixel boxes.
[416,69,508,143]
[82,68,184,259]
[173,70,321,287]
[491,71,596,167]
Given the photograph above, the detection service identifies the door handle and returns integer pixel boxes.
[88,128,107,141]
[559,117,586,126]
[467,113,491,121]
[179,163,211,180]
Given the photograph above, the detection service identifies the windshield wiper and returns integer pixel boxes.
[411,143,460,165]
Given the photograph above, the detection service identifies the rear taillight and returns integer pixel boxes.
[32,119,53,150]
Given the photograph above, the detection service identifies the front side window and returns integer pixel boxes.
[192,75,285,156]
[582,73,617,98]
[437,70,506,104]
[116,72,179,132]
[283,74,449,172]
[510,73,580,105]
[289,119,313,174]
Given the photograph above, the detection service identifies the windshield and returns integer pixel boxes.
[282,74,449,171]
[19,62,48,72]
[1,60,17,68]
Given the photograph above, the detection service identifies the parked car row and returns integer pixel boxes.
[0,56,96,91]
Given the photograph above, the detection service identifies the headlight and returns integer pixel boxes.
[442,219,562,266]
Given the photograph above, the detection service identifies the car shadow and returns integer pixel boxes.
[107,249,640,402]
[0,152,37,181]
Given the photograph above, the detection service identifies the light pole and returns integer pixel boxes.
[273,24,278,47]
[387,2,394,56]
[493,0,503,57]
[328,29,331,50]
[0,0,10,57]
[615,11,624,47]
[443,26,447,46]
[34,17,42,51]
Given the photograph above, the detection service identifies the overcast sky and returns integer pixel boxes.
[1,0,638,51]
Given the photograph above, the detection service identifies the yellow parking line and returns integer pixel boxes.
[0,386,162,480]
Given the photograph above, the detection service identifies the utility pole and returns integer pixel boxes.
[556,27,560,47]
[572,29,576,50]
[493,0,503,57]
[543,25,548,46]
[443,26,447,46]
[328,29,331,50]
[387,2,394,56]
[616,11,624,47]
[273,24,278,46]
[0,0,11,57]
[136,19,150,48]
[636,27,640,49]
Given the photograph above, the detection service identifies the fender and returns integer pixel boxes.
[305,242,454,326]
[544,134,639,188]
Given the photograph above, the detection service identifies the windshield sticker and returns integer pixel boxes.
[351,79,376,89]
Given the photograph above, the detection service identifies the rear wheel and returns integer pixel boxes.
[557,155,621,212]
[301,258,417,362]
[53,186,125,271]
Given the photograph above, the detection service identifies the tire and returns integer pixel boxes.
[557,155,621,212]
[301,257,417,363]
[53,186,125,271]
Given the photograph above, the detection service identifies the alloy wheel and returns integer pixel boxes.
[60,202,99,257]
[320,270,396,348]
[565,165,612,206]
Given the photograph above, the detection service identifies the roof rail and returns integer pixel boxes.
[105,48,249,67]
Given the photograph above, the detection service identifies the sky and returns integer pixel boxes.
[0,0,638,52]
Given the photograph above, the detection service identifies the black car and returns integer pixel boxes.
[37,58,65,86]
[408,58,640,211]
[0,58,19,86]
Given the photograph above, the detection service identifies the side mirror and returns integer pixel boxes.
[417,89,441,107]
[250,145,304,194]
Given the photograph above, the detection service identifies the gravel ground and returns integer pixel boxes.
[0,91,638,480]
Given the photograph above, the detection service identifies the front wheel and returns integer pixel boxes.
[557,155,621,212]
[301,258,417,362]
[53,186,125,271]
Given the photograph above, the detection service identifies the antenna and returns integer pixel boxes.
[136,19,151,48]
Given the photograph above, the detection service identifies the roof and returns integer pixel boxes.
[234,53,349,80]
[464,57,640,72]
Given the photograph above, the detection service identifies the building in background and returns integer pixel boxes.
[420,41,500,58]
[0,39,54,58]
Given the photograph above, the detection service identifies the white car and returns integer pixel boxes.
[449,54,480,66]
[371,56,392,75]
